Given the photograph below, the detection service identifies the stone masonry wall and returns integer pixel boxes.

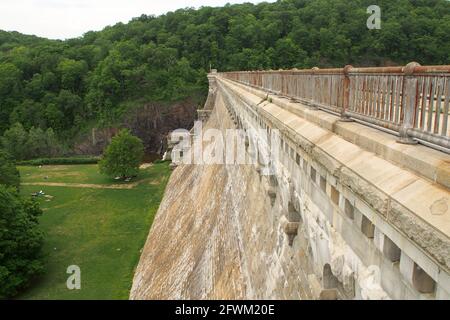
[131,75,450,300]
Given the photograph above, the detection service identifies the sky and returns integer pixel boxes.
[0,0,274,40]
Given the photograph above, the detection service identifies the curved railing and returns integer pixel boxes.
[218,63,450,152]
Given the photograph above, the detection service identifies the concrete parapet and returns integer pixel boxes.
[215,74,450,299]
[219,76,450,190]
[197,109,212,122]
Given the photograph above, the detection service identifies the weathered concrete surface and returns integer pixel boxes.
[131,75,450,300]
[221,77,450,272]
[228,79,450,189]
[130,93,314,300]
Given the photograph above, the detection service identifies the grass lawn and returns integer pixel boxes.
[19,164,159,185]
[17,162,171,300]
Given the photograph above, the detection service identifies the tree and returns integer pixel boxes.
[274,38,306,69]
[57,58,88,92]
[99,129,144,179]
[9,99,45,130]
[26,126,47,158]
[42,128,61,157]
[0,150,20,189]
[1,123,28,160]
[0,63,23,132]
[0,63,22,98]
[0,140,44,298]
[1,123,62,160]
[0,185,44,298]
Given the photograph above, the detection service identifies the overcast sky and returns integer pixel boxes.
[0,0,273,40]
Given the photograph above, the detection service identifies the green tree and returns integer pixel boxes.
[43,128,61,157]
[57,58,88,92]
[99,129,144,179]
[0,150,20,189]
[26,127,47,158]
[1,123,28,160]
[1,123,61,160]
[9,99,45,130]
[0,63,23,132]
[0,63,22,98]
[0,185,44,298]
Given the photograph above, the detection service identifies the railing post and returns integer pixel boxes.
[207,72,217,94]
[397,62,420,145]
[267,69,275,94]
[340,65,354,122]
[309,67,319,110]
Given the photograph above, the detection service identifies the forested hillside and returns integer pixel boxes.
[0,0,449,159]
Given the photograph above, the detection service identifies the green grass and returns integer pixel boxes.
[17,163,171,300]
[19,164,160,185]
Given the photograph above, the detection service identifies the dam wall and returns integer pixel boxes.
[131,72,450,300]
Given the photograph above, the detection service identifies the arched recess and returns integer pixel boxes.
[320,263,340,300]
[322,263,339,289]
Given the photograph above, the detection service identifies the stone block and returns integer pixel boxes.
[339,167,389,217]
[311,146,342,177]
[344,198,354,219]
[284,222,300,246]
[354,207,363,229]
[320,175,327,193]
[302,158,308,174]
[391,179,450,236]
[389,200,450,272]
[373,227,384,252]
[400,251,414,283]
[310,166,317,183]
[319,289,338,300]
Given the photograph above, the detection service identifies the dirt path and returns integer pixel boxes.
[22,179,152,190]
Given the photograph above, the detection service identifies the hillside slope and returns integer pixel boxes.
[1,0,449,158]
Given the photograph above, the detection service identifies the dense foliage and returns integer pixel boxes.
[0,150,20,189]
[0,153,44,299]
[99,129,144,179]
[0,0,449,158]
[1,123,61,160]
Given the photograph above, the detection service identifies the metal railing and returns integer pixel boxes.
[219,63,450,151]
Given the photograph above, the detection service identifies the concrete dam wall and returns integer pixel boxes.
[131,73,450,300]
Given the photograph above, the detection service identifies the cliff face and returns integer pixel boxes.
[123,100,198,154]
[130,92,314,300]
[74,99,198,156]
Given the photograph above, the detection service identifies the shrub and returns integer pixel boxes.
[0,186,44,298]
[99,129,144,179]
